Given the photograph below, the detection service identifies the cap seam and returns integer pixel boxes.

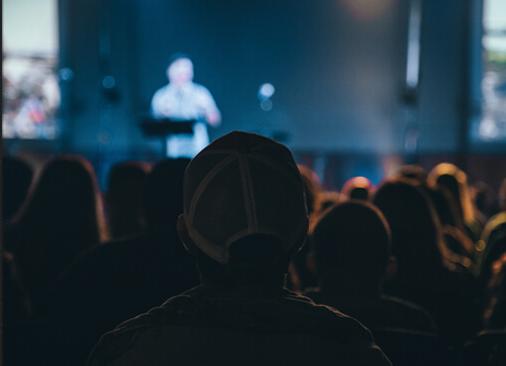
[187,155,236,224]
[238,154,258,231]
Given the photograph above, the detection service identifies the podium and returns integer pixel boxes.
[140,117,197,156]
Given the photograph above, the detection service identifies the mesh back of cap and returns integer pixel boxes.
[184,132,308,263]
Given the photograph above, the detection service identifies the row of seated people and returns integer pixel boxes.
[2,131,506,365]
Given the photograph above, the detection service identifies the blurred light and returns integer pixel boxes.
[102,75,116,89]
[259,83,275,99]
[340,0,393,20]
[405,0,422,90]
[260,99,273,111]
[479,116,499,139]
[59,67,74,81]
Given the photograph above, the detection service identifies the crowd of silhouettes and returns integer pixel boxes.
[2,132,506,365]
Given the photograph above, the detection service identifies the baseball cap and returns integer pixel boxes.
[182,131,309,264]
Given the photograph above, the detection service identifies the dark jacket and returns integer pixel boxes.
[88,284,391,366]
[306,289,437,333]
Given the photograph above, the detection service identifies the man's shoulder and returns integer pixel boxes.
[190,82,208,91]
[96,286,371,335]
[152,84,171,98]
[87,291,197,364]
[190,83,212,96]
[381,295,426,310]
[88,287,389,365]
[284,291,381,342]
[380,295,437,331]
[303,286,322,303]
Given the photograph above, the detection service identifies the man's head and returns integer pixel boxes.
[312,201,392,292]
[167,54,193,85]
[177,132,309,283]
[342,176,373,201]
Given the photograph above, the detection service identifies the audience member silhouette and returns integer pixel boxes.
[428,163,482,241]
[465,251,506,366]
[3,146,501,365]
[428,185,476,270]
[483,252,506,329]
[105,161,150,239]
[479,179,506,292]
[2,156,34,344]
[88,132,391,366]
[396,164,476,270]
[459,181,506,366]
[397,165,477,276]
[308,201,436,333]
[45,158,199,365]
[341,176,373,201]
[7,156,104,319]
[373,179,480,345]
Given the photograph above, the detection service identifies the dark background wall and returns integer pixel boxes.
[59,0,472,157]
[417,0,470,152]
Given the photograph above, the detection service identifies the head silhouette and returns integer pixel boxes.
[178,132,308,285]
[428,163,475,227]
[106,161,150,239]
[167,54,193,85]
[12,156,104,298]
[15,156,103,245]
[342,176,372,201]
[373,179,445,284]
[312,201,391,293]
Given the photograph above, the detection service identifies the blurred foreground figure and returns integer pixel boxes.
[89,132,390,365]
[151,54,221,158]
[2,156,34,338]
[7,156,104,318]
[4,156,105,365]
